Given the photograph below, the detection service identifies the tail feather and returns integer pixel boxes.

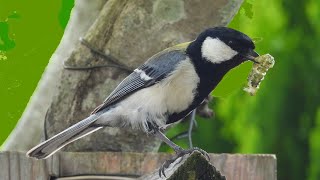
[27,114,101,159]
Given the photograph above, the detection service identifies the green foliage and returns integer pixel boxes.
[0,0,71,146]
[212,61,251,97]
[215,0,320,180]
[309,109,320,179]
[58,0,74,28]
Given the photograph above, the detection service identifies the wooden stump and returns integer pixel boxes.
[139,151,226,180]
[0,151,276,180]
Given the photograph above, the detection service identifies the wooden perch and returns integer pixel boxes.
[0,151,276,180]
[139,151,225,180]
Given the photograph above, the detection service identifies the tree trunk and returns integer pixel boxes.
[4,0,244,152]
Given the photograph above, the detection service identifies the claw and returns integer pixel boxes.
[159,165,165,177]
[193,147,210,161]
[162,167,166,177]
[159,158,173,177]
[176,156,183,164]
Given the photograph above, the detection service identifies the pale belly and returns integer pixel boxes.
[98,59,199,132]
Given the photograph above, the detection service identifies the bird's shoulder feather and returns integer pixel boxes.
[91,43,191,114]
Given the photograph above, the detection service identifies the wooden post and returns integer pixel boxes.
[0,151,276,180]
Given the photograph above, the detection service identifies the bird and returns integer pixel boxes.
[27,26,259,176]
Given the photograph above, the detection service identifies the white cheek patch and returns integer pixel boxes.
[134,69,153,81]
[201,37,238,64]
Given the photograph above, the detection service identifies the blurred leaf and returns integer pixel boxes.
[212,62,252,97]
[252,37,263,44]
[7,11,20,19]
[0,21,16,51]
[308,108,320,180]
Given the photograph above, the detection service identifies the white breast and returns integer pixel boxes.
[99,58,199,132]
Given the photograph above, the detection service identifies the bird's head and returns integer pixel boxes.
[188,27,259,65]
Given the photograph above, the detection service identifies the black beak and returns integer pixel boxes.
[245,49,260,63]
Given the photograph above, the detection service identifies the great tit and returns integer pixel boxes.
[27,27,259,172]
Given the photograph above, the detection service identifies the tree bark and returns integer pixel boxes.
[2,0,108,151]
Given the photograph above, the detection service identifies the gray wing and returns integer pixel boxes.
[91,50,187,114]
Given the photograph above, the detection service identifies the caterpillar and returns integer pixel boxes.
[244,54,275,95]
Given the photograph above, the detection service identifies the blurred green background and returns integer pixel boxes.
[1,0,319,179]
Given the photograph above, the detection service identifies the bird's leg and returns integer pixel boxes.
[169,109,197,148]
[188,110,197,148]
[154,127,183,153]
[153,127,210,177]
[170,96,214,147]
[187,97,215,148]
